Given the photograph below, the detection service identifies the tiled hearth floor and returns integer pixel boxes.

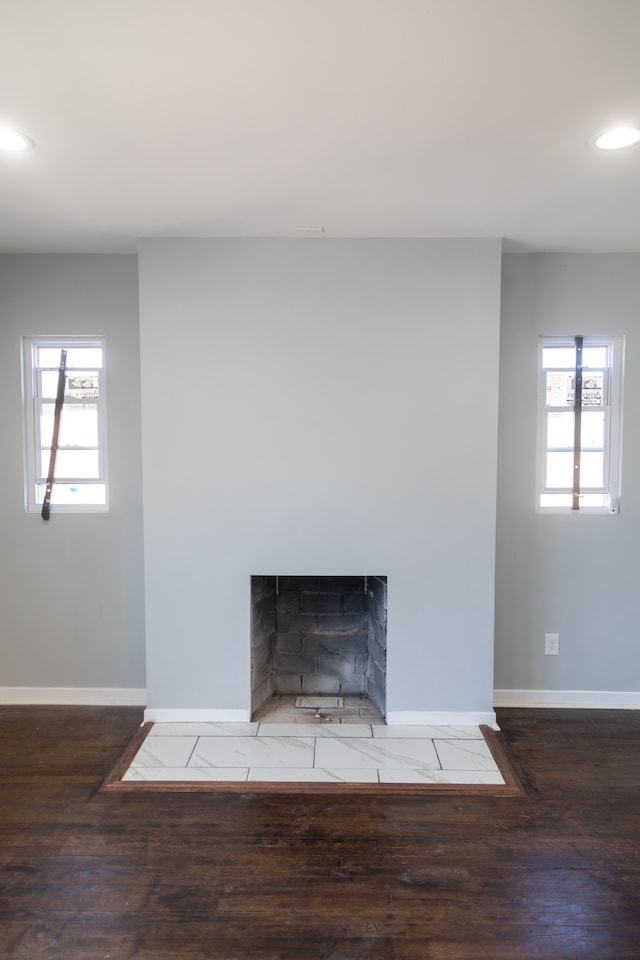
[253,694,386,725]
[120,697,508,786]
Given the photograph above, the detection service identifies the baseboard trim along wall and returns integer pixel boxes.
[144,708,252,723]
[0,687,147,706]
[386,710,498,727]
[142,709,499,726]
[2,689,638,713]
[494,689,640,709]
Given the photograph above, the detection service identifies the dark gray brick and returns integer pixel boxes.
[274,589,302,614]
[252,674,276,713]
[367,576,387,604]
[320,576,363,591]
[344,590,367,613]
[251,647,272,674]
[369,616,387,650]
[369,597,386,627]
[301,674,341,695]
[301,591,342,614]
[341,630,368,654]
[275,631,302,653]
[276,611,316,633]
[276,674,302,694]
[367,657,387,696]
[251,575,277,600]
[278,576,318,592]
[340,673,366,695]
[315,612,367,633]
[367,633,386,661]
[275,653,316,675]
[302,634,343,655]
[317,653,360,680]
[366,671,386,715]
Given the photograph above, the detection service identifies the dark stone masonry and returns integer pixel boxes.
[250,575,387,718]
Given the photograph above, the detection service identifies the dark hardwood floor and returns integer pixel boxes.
[1,706,639,959]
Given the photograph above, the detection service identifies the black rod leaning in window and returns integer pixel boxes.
[41,349,67,521]
[572,335,583,511]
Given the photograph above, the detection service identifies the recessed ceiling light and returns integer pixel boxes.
[591,126,640,150]
[0,128,34,151]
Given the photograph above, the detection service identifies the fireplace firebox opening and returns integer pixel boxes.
[250,575,387,721]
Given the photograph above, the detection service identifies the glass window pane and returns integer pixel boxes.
[65,348,103,368]
[580,452,604,488]
[40,403,99,448]
[546,372,574,406]
[27,337,107,513]
[538,335,621,513]
[582,347,608,368]
[40,406,52,445]
[40,449,100,480]
[547,412,574,449]
[546,452,574,488]
[40,371,62,399]
[37,347,102,368]
[582,372,603,406]
[540,493,573,508]
[542,347,575,368]
[65,372,99,399]
[579,493,608,508]
[36,348,67,368]
[36,482,106,506]
[540,492,609,509]
[581,412,604,449]
[40,369,100,399]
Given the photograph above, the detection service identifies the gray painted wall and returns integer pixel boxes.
[138,239,502,716]
[2,250,637,705]
[495,254,640,694]
[0,255,146,691]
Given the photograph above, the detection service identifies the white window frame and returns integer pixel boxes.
[22,335,108,514]
[536,335,624,514]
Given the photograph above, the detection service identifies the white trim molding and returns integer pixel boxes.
[386,710,498,728]
[144,708,252,723]
[0,687,147,706]
[494,689,640,709]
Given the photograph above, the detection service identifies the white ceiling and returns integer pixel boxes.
[1,0,639,253]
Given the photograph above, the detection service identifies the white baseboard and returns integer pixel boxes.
[494,689,640,709]
[0,687,147,706]
[386,710,498,728]
[144,708,252,723]
[10,688,637,714]
[145,708,496,726]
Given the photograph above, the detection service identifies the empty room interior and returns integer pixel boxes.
[1,2,639,957]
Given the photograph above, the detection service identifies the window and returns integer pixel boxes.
[22,336,107,513]
[537,335,624,513]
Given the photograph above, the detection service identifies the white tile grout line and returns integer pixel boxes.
[186,738,199,766]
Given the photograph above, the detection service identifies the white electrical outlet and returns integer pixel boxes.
[544,632,560,655]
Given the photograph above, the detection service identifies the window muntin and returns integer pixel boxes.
[23,337,107,512]
[537,336,623,513]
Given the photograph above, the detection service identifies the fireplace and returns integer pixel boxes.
[140,239,501,728]
[251,576,387,719]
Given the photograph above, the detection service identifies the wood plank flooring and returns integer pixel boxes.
[1,705,639,959]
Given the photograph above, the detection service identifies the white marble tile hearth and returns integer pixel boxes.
[122,721,506,786]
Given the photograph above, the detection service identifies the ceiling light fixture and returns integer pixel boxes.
[0,128,34,151]
[591,126,640,150]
